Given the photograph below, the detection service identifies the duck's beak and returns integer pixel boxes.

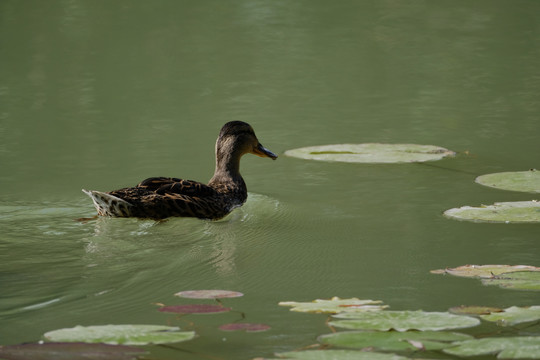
[253,143,278,160]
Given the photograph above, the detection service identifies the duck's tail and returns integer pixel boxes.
[82,189,133,217]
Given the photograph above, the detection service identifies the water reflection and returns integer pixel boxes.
[79,193,282,283]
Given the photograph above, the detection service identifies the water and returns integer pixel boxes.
[1,1,539,359]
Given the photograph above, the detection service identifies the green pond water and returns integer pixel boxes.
[1,1,539,359]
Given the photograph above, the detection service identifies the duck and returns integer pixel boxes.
[82,121,277,220]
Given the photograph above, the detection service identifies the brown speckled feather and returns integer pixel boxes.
[83,121,277,220]
[106,178,245,219]
[137,177,217,197]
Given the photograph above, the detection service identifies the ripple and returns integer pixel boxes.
[0,195,296,340]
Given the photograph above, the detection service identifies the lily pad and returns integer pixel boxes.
[0,342,145,360]
[449,305,504,316]
[174,290,244,299]
[480,306,540,326]
[284,143,455,164]
[275,349,411,360]
[475,169,540,193]
[330,310,480,331]
[158,304,231,314]
[432,265,540,292]
[431,264,540,278]
[278,297,387,314]
[219,323,271,332]
[444,336,540,359]
[43,325,195,345]
[319,330,472,351]
[482,271,540,290]
[443,201,540,223]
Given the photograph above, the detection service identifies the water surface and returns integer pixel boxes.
[1,1,540,359]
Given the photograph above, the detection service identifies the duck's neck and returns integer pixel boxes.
[208,149,245,188]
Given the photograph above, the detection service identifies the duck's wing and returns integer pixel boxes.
[136,177,182,190]
[84,178,224,219]
[137,177,217,197]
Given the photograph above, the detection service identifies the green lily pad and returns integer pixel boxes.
[284,143,455,164]
[432,265,540,292]
[480,306,540,326]
[275,349,411,360]
[431,264,540,278]
[174,290,243,299]
[278,297,387,314]
[0,342,146,360]
[482,271,540,290]
[449,305,504,316]
[319,330,472,351]
[443,201,540,223]
[444,336,540,359]
[43,324,195,345]
[330,310,480,331]
[475,169,540,193]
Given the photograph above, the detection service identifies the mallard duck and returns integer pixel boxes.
[83,121,277,220]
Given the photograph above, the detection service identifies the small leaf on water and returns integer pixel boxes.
[443,336,540,359]
[43,325,195,345]
[443,201,540,223]
[431,264,540,278]
[449,305,504,316]
[284,143,455,164]
[330,310,480,331]
[174,290,244,299]
[480,305,540,326]
[319,330,472,351]
[276,349,412,360]
[310,151,356,155]
[0,342,145,360]
[482,271,540,291]
[432,265,540,292]
[219,323,271,332]
[278,297,387,314]
[475,169,540,193]
[158,304,231,314]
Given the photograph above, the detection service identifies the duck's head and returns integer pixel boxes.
[216,121,278,161]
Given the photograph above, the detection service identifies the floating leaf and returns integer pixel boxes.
[330,310,480,331]
[444,336,540,359]
[219,323,271,332]
[431,264,540,278]
[158,304,231,314]
[319,330,472,351]
[449,305,504,316]
[276,349,411,360]
[43,324,195,345]
[475,169,540,193]
[482,271,540,291]
[284,143,455,164]
[0,342,145,360]
[480,306,540,326]
[432,265,540,292]
[279,297,387,314]
[174,290,244,299]
[443,201,540,223]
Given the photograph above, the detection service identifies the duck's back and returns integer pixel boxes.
[84,177,247,220]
